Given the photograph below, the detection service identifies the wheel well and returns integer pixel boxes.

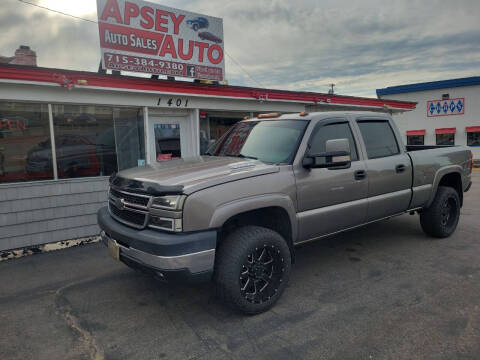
[219,207,295,262]
[438,172,463,206]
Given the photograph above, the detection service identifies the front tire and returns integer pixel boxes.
[420,186,460,238]
[214,226,291,314]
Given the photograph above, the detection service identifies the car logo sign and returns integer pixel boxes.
[115,197,126,210]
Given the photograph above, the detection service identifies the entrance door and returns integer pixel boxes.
[149,117,189,163]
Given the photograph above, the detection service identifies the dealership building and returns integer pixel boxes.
[377,76,480,161]
[0,62,417,251]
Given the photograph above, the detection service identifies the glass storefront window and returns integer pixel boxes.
[0,102,145,183]
[52,105,145,179]
[52,105,116,178]
[0,102,52,183]
[113,108,145,170]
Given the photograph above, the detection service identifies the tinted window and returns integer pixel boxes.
[407,135,424,145]
[436,133,455,146]
[0,101,52,183]
[309,122,358,161]
[357,120,400,159]
[467,132,480,146]
[208,120,307,164]
[52,105,145,178]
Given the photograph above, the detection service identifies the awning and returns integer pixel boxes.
[466,126,480,133]
[435,128,456,134]
[406,129,426,136]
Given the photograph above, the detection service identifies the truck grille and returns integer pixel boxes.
[109,187,149,207]
[108,187,151,228]
[109,202,147,228]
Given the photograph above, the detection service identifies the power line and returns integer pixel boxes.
[17,0,97,23]
[16,0,264,87]
[224,50,264,87]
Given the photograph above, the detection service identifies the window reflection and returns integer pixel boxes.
[154,123,181,161]
[0,102,52,183]
[52,105,116,178]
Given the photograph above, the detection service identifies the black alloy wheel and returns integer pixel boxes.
[214,226,291,314]
[239,244,285,304]
[420,186,460,238]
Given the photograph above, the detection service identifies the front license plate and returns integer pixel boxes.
[107,238,120,261]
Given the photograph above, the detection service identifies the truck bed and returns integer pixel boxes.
[406,145,471,208]
[406,145,456,151]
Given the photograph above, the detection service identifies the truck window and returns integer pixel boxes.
[208,120,308,164]
[357,120,400,159]
[309,122,358,161]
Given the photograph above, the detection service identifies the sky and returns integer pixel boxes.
[1,0,480,97]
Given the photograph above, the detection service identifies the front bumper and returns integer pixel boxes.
[97,206,216,282]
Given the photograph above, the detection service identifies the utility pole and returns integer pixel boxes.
[328,83,335,94]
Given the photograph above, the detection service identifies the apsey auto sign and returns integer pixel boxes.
[96,0,224,81]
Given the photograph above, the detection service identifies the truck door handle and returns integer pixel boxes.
[396,164,406,173]
[354,170,367,180]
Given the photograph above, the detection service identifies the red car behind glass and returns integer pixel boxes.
[198,32,223,44]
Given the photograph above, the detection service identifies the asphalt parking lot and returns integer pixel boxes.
[1,172,479,360]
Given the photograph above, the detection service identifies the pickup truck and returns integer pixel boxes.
[98,111,473,314]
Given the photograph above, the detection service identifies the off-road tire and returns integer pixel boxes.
[420,186,460,238]
[214,226,291,314]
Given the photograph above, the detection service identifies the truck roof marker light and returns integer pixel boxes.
[258,113,280,119]
[299,112,308,116]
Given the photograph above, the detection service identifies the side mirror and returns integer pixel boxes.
[302,138,351,169]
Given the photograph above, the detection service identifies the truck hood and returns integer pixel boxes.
[113,156,279,195]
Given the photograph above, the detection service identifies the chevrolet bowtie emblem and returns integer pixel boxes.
[115,197,126,210]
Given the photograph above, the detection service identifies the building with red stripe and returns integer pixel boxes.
[0,60,415,251]
[377,77,480,160]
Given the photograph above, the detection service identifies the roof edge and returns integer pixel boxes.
[0,63,416,110]
[377,76,480,96]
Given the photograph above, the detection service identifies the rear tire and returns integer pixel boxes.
[420,186,460,238]
[214,226,291,314]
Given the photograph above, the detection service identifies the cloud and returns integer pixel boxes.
[1,0,480,97]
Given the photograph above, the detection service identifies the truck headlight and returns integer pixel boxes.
[149,216,182,232]
[151,195,186,210]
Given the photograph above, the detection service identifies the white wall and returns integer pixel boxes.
[380,85,480,159]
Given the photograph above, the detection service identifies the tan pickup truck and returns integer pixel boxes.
[98,111,473,314]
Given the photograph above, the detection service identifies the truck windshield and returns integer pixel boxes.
[207,120,308,164]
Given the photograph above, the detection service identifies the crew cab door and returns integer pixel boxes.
[294,118,368,241]
[353,118,412,221]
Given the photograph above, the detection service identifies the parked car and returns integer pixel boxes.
[186,17,209,31]
[98,111,473,314]
[26,134,116,178]
[198,31,222,44]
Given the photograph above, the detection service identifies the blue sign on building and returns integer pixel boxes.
[427,97,464,117]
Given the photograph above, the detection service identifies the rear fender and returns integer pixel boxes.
[427,165,463,208]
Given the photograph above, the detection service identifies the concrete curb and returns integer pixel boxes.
[0,236,101,262]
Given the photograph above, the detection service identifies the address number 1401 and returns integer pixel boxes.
[157,97,190,107]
